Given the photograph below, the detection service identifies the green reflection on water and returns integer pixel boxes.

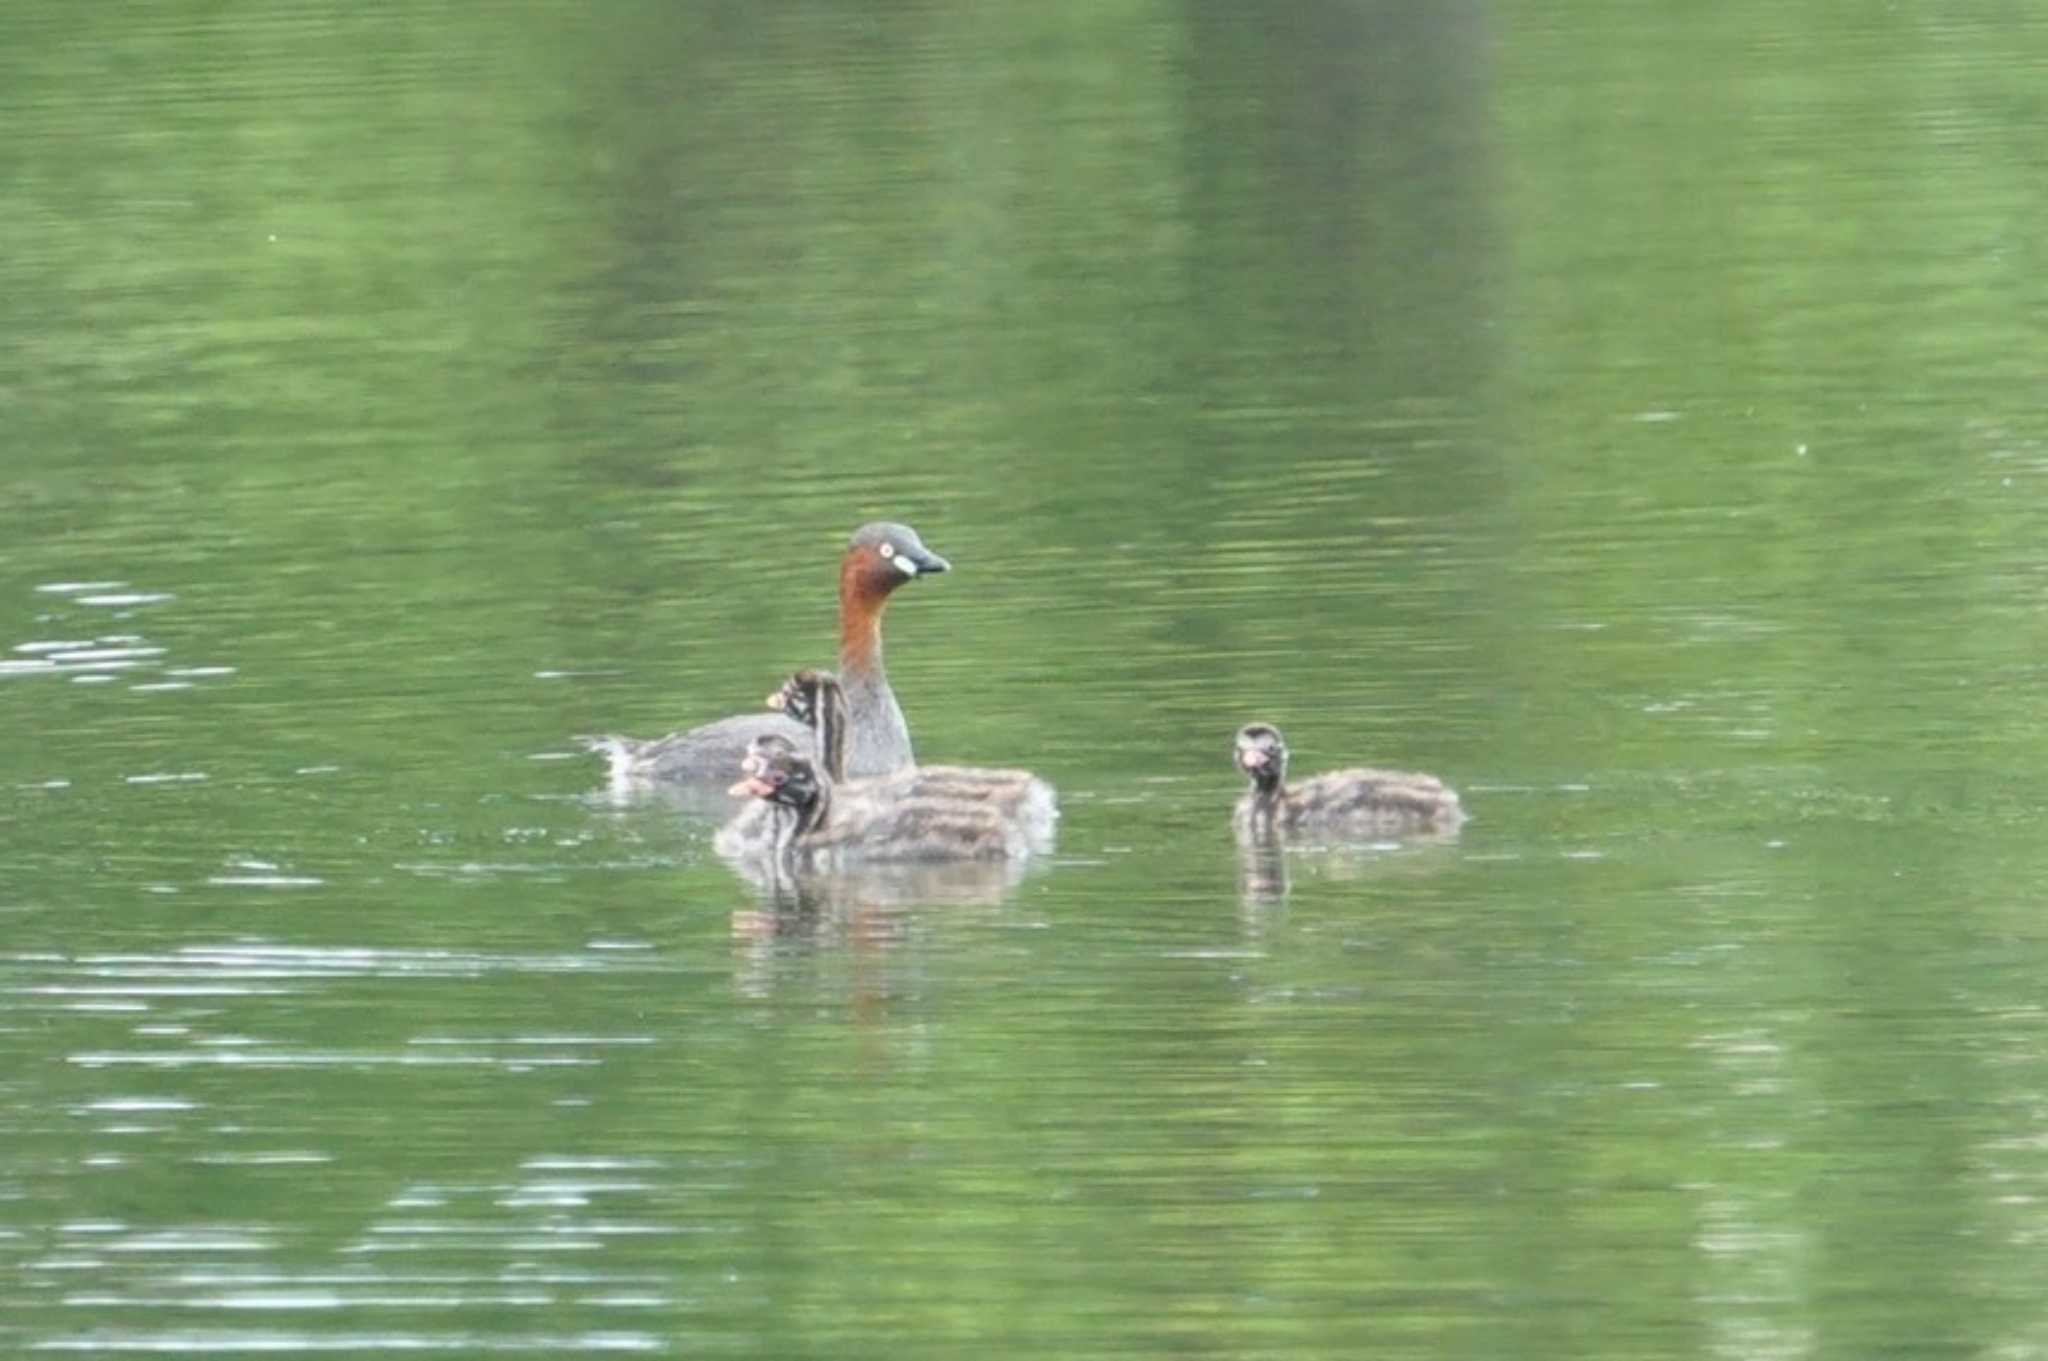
[5,1,2048,1358]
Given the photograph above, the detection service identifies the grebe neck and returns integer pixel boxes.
[811,677,851,782]
[792,770,832,843]
[1242,770,1285,838]
[838,563,888,679]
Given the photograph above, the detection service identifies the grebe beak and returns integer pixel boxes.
[729,775,779,799]
[765,689,786,711]
[902,544,950,576]
[1237,746,1268,772]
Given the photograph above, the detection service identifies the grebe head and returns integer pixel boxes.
[731,734,825,813]
[765,669,850,780]
[730,734,801,799]
[1234,723,1289,790]
[765,668,830,727]
[844,522,949,600]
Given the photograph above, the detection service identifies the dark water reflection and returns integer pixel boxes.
[10,0,2048,1356]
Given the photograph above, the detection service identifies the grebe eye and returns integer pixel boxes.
[879,542,896,558]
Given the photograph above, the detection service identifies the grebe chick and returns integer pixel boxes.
[770,668,1057,852]
[710,734,801,859]
[1232,723,1465,841]
[585,522,950,794]
[731,740,1036,864]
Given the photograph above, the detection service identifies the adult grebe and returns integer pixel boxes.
[585,522,948,793]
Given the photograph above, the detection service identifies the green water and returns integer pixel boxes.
[7,1,2048,1356]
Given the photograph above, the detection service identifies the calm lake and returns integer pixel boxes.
[7,1,2048,1357]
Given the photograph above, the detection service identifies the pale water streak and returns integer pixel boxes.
[4,939,704,1356]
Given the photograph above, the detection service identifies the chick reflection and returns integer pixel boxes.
[1233,832,1467,936]
[1235,832,1292,909]
[722,843,1034,1002]
[724,847,1031,912]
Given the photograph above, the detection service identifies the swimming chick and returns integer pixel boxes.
[726,736,1037,864]
[710,733,803,860]
[770,668,1056,852]
[1232,722,1464,841]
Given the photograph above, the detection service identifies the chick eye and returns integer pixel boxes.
[879,542,896,558]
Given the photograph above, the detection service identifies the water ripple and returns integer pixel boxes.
[68,1052,605,1071]
[4,585,230,694]
[31,1331,665,1352]
[22,945,682,981]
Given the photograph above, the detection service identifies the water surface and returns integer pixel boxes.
[7,1,2048,1357]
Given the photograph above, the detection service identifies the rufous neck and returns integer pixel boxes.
[838,567,887,676]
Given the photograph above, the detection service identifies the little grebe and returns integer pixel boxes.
[727,737,1037,864]
[710,733,802,860]
[770,668,1056,852]
[586,522,949,793]
[1232,722,1464,841]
